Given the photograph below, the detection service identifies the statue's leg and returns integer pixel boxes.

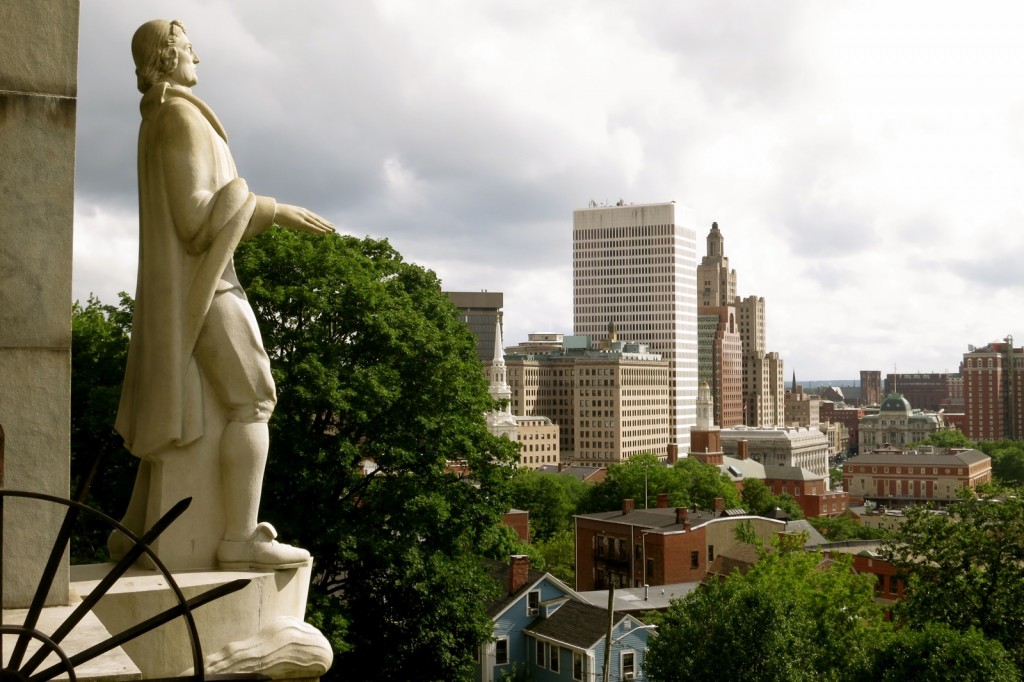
[197,290,310,569]
[219,420,268,541]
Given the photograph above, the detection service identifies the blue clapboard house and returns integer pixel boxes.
[479,556,652,681]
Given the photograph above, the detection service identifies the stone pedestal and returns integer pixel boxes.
[1,606,141,681]
[71,562,332,679]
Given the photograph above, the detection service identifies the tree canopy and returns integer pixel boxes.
[645,543,883,682]
[233,230,520,680]
[70,294,136,561]
[884,488,1024,670]
[578,453,742,513]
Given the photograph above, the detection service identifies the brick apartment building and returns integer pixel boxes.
[842,446,992,504]
[961,339,1024,441]
[573,496,784,591]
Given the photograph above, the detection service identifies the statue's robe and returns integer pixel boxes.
[116,82,275,458]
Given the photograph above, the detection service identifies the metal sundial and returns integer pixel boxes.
[0,424,264,682]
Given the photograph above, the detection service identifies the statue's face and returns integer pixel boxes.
[168,31,200,87]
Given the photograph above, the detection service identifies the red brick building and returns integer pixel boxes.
[762,468,849,518]
[820,541,905,606]
[842,446,992,504]
[961,340,1024,441]
[573,497,785,591]
[883,373,951,412]
[820,401,865,455]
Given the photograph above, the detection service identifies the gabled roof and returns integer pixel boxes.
[524,599,645,650]
[484,559,581,619]
[786,519,829,547]
[849,448,989,467]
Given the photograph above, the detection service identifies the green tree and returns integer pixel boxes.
[234,230,520,681]
[809,515,886,542]
[739,479,804,520]
[70,294,137,562]
[533,529,575,585]
[911,429,973,449]
[579,453,741,514]
[884,488,1024,669]
[978,440,1024,486]
[670,457,743,511]
[858,622,1018,682]
[646,545,883,682]
[578,452,674,512]
[507,467,587,541]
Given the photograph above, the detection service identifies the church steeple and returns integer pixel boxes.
[488,317,511,411]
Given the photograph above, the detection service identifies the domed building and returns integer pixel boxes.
[858,393,946,452]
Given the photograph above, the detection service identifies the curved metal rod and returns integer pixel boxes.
[0,490,211,681]
[0,625,78,682]
[20,497,192,675]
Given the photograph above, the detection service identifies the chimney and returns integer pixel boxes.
[656,493,669,509]
[667,442,678,464]
[675,507,690,529]
[713,497,725,514]
[622,498,635,515]
[738,439,749,460]
[509,555,531,594]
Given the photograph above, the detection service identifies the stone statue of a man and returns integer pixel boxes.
[114,19,334,569]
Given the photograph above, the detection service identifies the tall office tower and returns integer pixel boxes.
[697,222,785,427]
[446,291,503,363]
[736,295,785,426]
[573,202,698,453]
[962,339,1024,441]
[860,370,882,406]
[697,222,737,307]
[697,223,744,427]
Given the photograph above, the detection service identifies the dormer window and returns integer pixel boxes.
[527,590,540,616]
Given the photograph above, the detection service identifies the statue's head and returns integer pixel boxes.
[132,19,189,94]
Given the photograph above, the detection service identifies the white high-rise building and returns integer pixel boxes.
[573,201,699,454]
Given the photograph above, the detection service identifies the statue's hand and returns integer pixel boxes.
[274,203,335,235]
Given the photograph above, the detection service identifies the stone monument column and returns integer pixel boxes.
[0,0,79,608]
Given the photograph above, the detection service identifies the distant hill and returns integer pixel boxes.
[803,380,859,388]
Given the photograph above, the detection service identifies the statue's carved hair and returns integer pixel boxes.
[132,19,187,94]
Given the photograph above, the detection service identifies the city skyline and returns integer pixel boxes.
[73,2,1024,380]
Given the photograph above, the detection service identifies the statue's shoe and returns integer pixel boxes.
[218,522,311,570]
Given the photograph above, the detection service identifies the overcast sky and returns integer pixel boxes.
[74,1,1024,381]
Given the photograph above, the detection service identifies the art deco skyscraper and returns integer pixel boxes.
[697,222,784,427]
[573,202,698,453]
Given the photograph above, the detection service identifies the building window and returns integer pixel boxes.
[549,644,560,672]
[708,545,715,562]
[622,650,636,678]
[496,638,509,665]
[536,639,546,667]
[573,651,584,681]
[691,550,699,568]
[527,590,540,616]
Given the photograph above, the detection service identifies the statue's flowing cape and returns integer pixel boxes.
[116,83,275,458]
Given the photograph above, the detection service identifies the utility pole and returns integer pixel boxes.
[603,582,615,682]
